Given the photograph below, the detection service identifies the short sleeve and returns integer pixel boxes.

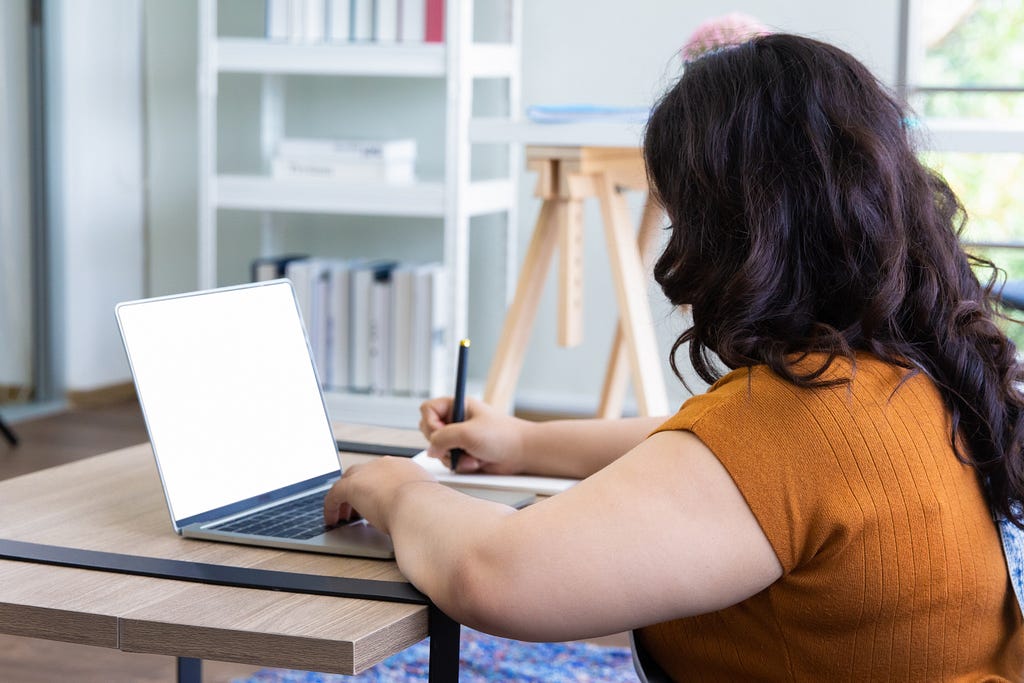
[653,366,864,574]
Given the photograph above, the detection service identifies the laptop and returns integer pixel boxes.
[116,279,529,560]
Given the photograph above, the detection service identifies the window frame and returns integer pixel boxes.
[898,0,1024,252]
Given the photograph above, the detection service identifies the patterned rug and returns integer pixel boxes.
[236,628,641,682]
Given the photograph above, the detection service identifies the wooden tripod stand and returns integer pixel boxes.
[483,145,668,417]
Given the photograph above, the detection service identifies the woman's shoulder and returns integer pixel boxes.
[657,353,928,434]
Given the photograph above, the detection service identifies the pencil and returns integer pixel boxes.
[449,339,470,472]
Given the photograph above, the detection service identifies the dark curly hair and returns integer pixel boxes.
[644,33,1024,525]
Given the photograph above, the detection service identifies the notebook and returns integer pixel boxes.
[115,280,528,560]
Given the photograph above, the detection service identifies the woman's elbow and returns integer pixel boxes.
[438,536,535,638]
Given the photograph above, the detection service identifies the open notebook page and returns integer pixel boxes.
[412,452,578,496]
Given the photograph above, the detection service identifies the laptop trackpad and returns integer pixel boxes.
[313,519,395,558]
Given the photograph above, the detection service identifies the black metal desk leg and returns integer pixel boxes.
[428,606,460,682]
[177,657,202,683]
[0,416,18,446]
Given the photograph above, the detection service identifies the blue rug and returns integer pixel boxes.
[237,628,641,682]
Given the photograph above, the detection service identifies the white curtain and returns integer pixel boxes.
[0,1,33,401]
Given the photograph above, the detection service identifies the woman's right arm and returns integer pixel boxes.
[419,397,666,479]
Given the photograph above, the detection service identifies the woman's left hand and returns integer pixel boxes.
[323,457,437,534]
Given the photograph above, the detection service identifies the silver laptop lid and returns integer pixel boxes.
[115,280,341,530]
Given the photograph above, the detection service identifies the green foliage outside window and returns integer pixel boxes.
[912,1,1024,341]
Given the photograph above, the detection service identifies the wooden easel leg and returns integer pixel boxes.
[557,198,585,348]
[597,195,665,417]
[595,179,668,417]
[483,199,561,413]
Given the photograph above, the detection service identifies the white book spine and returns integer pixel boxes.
[350,0,375,42]
[311,262,331,385]
[390,267,415,395]
[287,0,305,42]
[369,274,393,394]
[410,266,431,396]
[301,0,326,43]
[266,0,291,40]
[326,0,351,42]
[427,265,449,397]
[285,259,314,342]
[398,0,424,43]
[349,266,374,392]
[375,0,398,42]
[327,261,351,389]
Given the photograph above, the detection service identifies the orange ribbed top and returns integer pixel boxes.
[638,354,1024,681]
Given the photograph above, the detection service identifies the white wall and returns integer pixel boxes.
[0,1,33,392]
[141,0,901,414]
[511,0,901,413]
[47,0,145,393]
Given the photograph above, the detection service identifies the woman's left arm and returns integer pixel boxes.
[324,430,783,642]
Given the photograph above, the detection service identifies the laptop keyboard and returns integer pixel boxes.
[210,490,337,540]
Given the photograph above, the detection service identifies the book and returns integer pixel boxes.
[411,264,448,396]
[398,0,424,43]
[409,265,430,397]
[326,261,352,389]
[349,263,374,392]
[265,0,291,40]
[425,0,444,43]
[326,0,351,42]
[368,264,397,394]
[285,258,315,343]
[271,157,415,184]
[350,260,397,392]
[267,256,445,399]
[251,253,310,282]
[287,0,305,42]
[276,137,417,163]
[389,265,416,395]
[375,0,398,42]
[301,0,326,43]
[351,0,375,42]
[310,261,332,384]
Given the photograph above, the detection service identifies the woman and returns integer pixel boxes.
[325,34,1024,679]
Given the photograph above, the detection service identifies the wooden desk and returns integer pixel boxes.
[0,424,454,681]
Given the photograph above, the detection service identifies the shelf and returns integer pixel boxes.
[215,39,517,79]
[214,174,513,217]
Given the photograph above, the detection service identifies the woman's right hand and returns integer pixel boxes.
[419,397,532,474]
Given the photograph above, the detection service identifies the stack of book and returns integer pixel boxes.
[271,137,417,184]
[266,0,445,44]
[253,255,449,398]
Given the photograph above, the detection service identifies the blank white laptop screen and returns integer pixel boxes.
[116,281,340,524]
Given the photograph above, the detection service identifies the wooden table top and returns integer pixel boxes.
[0,423,430,675]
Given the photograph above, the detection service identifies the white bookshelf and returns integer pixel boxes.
[197,1,522,426]
[215,175,514,216]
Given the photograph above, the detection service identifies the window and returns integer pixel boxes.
[903,0,1024,330]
